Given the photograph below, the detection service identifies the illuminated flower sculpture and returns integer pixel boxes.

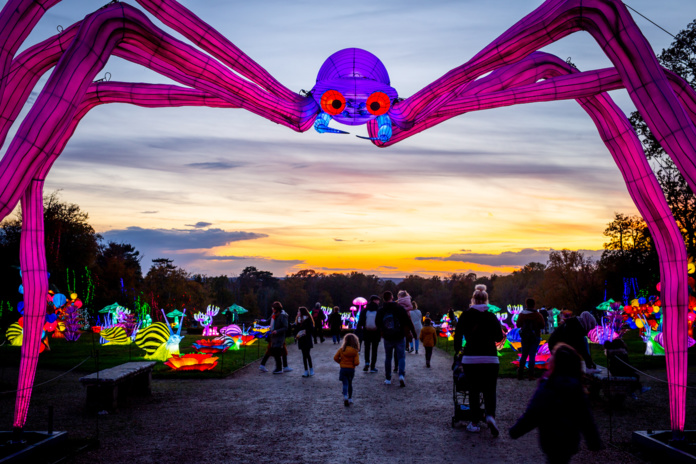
[3,0,695,434]
[165,353,218,371]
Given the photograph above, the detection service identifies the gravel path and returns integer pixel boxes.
[2,340,669,463]
[55,340,645,464]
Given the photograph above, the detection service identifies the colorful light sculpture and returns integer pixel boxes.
[194,305,220,336]
[134,310,186,362]
[192,338,230,354]
[164,353,218,371]
[2,0,694,433]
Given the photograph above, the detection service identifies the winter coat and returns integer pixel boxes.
[453,304,505,357]
[270,311,289,348]
[329,311,342,334]
[548,317,595,368]
[509,375,602,459]
[419,325,437,348]
[296,316,314,350]
[516,310,545,339]
[376,301,417,342]
[334,346,360,369]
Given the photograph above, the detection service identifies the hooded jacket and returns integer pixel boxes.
[453,304,505,361]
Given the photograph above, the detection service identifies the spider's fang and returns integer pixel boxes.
[314,112,349,135]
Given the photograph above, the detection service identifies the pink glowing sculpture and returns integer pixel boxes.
[193,305,220,336]
[2,0,694,432]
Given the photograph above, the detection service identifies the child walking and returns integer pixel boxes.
[334,333,360,407]
[419,318,437,368]
[509,343,602,463]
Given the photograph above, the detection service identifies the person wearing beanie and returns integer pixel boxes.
[548,311,597,370]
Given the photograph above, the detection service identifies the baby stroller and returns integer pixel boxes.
[451,352,484,428]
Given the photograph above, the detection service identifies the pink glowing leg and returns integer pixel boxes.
[0,2,318,222]
[135,0,300,103]
[14,179,48,429]
[384,52,691,430]
[0,0,61,97]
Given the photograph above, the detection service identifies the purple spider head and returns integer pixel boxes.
[311,48,397,141]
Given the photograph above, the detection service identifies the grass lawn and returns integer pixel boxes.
[0,331,284,382]
[436,328,694,377]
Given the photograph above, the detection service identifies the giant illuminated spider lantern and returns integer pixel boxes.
[1,0,694,432]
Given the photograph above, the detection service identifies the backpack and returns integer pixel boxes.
[382,308,402,338]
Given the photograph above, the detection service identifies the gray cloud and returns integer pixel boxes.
[187,221,213,228]
[141,211,158,214]
[102,226,267,251]
[415,248,604,267]
[186,161,242,170]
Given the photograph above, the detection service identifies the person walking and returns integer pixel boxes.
[329,306,343,344]
[419,317,437,367]
[334,333,360,406]
[548,311,598,371]
[295,306,315,377]
[516,298,546,380]
[397,290,414,352]
[356,294,381,373]
[377,291,417,388]
[311,302,326,343]
[453,284,505,436]
[509,343,602,463]
[269,301,290,374]
[409,301,423,354]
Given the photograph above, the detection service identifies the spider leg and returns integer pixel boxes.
[134,0,301,104]
[0,2,318,222]
[392,0,696,201]
[386,50,693,431]
[0,0,61,98]
[0,22,82,148]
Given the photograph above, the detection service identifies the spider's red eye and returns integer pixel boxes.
[320,90,346,116]
[366,92,390,116]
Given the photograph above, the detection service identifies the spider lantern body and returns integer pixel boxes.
[311,48,397,142]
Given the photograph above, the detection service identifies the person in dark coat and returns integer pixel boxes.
[516,298,546,380]
[329,306,343,344]
[311,302,326,343]
[269,301,289,374]
[509,343,602,463]
[548,311,597,370]
[453,284,505,435]
[295,306,315,377]
[356,295,381,372]
[376,291,417,388]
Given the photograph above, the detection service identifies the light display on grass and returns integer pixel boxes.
[3,0,695,433]
[135,310,186,361]
[194,305,220,336]
[165,353,218,371]
[192,338,230,354]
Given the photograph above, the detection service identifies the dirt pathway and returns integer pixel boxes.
[39,339,642,464]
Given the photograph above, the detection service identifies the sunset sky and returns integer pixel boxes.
[7,0,695,278]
